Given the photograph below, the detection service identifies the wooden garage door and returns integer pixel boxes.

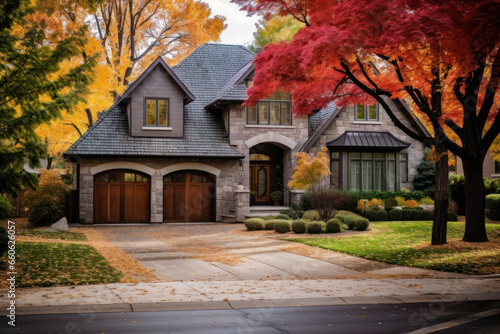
[163,171,214,222]
[94,170,150,223]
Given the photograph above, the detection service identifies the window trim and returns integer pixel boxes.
[246,100,292,126]
[354,104,379,122]
[330,151,342,188]
[144,97,170,127]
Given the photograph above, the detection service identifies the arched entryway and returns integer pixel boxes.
[163,170,215,222]
[250,143,284,205]
[94,170,150,223]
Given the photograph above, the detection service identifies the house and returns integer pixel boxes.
[455,153,500,179]
[64,43,426,224]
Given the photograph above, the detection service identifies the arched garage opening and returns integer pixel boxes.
[94,170,150,223]
[163,170,215,223]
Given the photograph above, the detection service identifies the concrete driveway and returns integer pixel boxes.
[96,223,465,282]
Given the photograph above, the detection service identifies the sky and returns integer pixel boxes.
[204,0,262,46]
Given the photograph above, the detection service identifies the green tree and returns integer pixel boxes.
[0,0,97,196]
[413,149,436,199]
[248,16,303,52]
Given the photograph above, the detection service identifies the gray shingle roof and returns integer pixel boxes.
[65,44,255,158]
[326,131,411,150]
[207,61,254,107]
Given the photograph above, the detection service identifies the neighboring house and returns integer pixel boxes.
[64,43,426,224]
[455,153,500,179]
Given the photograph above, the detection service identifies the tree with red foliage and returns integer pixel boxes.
[234,0,500,243]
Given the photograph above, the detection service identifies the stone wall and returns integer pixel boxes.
[78,157,240,224]
[307,101,426,190]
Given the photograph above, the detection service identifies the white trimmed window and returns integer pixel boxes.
[355,104,378,121]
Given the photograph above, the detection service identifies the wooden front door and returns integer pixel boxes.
[94,170,150,223]
[250,163,270,203]
[163,171,214,222]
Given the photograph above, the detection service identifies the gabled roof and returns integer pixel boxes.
[65,44,255,159]
[117,56,195,104]
[301,103,341,152]
[326,131,411,150]
[206,61,254,108]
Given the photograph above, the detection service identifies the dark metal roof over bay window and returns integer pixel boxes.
[326,131,411,151]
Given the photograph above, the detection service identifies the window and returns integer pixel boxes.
[400,153,409,182]
[495,161,500,174]
[355,104,378,121]
[250,154,271,161]
[330,152,341,188]
[145,98,169,126]
[247,101,292,125]
[349,152,399,191]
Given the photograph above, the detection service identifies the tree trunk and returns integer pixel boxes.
[462,158,488,242]
[432,143,448,245]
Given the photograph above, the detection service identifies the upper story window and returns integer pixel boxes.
[495,160,500,174]
[145,98,169,127]
[246,90,292,126]
[355,104,378,121]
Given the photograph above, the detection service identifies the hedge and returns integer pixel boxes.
[325,218,341,233]
[486,194,500,221]
[291,220,307,234]
[244,218,265,231]
[307,221,324,234]
[273,220,291,234]
[364,210,388,222]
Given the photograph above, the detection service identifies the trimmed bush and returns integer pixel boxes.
[326,218,341,233]
[388,209,403,221]
[364,210,388,222]
[384,197,397,211]
[244,218,265,231]
[341,216,357,230]
[414,206,424,211]
[275,214,290,220]
[307,221,324,234]
[0,195,14,219]
[395,196,406,206]
[273,220,291,234]
[486,194,500,221]
[447,211,458,222]
[401,209,415,221]
[354,218,370,231]
[418,210,434,221]
[302,210,321,221]
[259,215,276,221]
[0,226,8,255]
[264,221,276,230]
[300,190,314,211]
[419,197,435,205]
[291,219,307,234]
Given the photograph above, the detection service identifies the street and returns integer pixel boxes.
[2,301,499,334]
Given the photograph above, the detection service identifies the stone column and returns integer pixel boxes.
[290,189,306,207]
[235,189,250,222]
[150,171,163,223]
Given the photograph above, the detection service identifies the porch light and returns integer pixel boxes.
[363,199,368,215]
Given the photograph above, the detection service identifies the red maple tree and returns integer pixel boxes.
[234,0,500,243]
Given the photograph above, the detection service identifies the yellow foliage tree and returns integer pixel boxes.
[288,147,330,192]
[33,0,226,157]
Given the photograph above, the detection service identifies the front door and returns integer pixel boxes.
[250,163,270,203]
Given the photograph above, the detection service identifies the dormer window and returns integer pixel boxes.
[246,90,292,126]
[355,104,378,121]
[145,98,169,127]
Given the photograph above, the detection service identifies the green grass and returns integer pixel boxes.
[289,222,500,275]
[19,230,87,241]
[16,242,123,287]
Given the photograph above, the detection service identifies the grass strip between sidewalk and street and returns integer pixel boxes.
[288,221,500,275]
[18,230,87,241]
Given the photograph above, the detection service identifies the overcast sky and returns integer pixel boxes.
[204,0,262,46]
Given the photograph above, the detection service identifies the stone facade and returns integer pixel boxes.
[77,157,240,224]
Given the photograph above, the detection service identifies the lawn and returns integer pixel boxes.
[19,230,88,241]
[289,222,500,275]
[16,242,123,287]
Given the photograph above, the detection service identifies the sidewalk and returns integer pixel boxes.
[4,277,500,315]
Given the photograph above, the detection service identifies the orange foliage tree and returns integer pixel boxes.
[288,147,330,192]
[235,0,500,243]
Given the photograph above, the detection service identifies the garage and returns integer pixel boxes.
[163,170,215,222]
[94,170,150,223]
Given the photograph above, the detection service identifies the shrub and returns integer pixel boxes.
[271,191,283,201]
[326,218,342,233]
[311,190,348,221]
[0,226,8,255]
[340,215,358,230]
[273,220,291,234]
[354,218,370,231]
[418,210,434,221]
[303,210,320,221]
[357,198,384,212]
[244,218,265,231]
[486,194,500,221]
[23,170,69,227]
[395,196,406,206]
[413,153,436,198]
[307,221,324,234]
[275,214,290,220]
[364,210,389,222]
[405,199,419,208]
[389,209,403,221]
[384,197,397,211]
[448,201,459,214]
[300,190,314,211]
[280,209,303,220]
[259,215,276,221]
[0,195,15,219]
[449,174,466,215]
[401,209,415,221]
[292,219,307,234]
[264,221,276,230]
[419,197,435,205]
[447,211,458,222]
[414,206,424,211]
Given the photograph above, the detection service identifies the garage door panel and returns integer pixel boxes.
[135,184,149,221]
[109,184,121,222]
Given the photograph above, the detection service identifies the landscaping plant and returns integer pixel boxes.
[325,219,341,233]
[291,219,307,234]
[244,218,265,231]
[307,221,324,234]
[273,220,291,233]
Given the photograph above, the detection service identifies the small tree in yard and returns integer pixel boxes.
[311,190,347,222]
